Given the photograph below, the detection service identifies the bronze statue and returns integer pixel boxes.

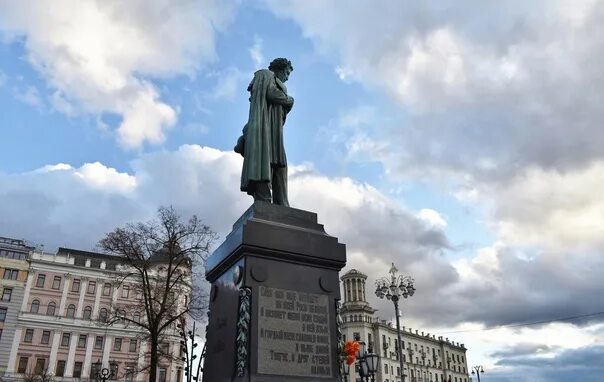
[235,58,294,206]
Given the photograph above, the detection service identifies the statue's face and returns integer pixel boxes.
[276,67,292,82]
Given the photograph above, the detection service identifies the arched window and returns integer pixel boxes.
[66,304,76,318]
[30,299,40,313]
[83,306,92,320]
[99,308,108,322]
[47,301,56,316]
[133,312,140,323]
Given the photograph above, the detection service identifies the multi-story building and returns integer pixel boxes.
[3,246,189,382]
[341,269,470,382]
[0,237,34,375]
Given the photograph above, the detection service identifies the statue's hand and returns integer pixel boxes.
[286,96,294,107]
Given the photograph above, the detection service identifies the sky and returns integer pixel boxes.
[1,1,604,380]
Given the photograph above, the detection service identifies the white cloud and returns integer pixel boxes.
[489,162,604,250]
[417,208,447,228]
[249,35,264,68]
[0,0,234,149]
[264,0,604,211]
[14,85,43,108]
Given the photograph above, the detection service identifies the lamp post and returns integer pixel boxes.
[93,359,116,382]
[375,263,415,382]
[341,360,351,382]
[177,320,205,382]
[471,365,485,382]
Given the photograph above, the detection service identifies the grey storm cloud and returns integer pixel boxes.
[487,345,604,382]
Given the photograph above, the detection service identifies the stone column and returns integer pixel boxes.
[92,278,103,317]
[6,328,22,372]
[58,273,71,313]
[20,271,35,311]
[47,331,62,374]
[102,336,113,366]
[64,332,79,377]
[82,334,96,378]
[75,277,88,317]
[136,342,146,382]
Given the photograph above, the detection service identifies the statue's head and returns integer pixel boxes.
[269,58,293,82]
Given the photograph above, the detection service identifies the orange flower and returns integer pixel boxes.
[344,340,361,356]
[346,355,356,365]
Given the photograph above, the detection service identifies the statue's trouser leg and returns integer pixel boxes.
[249,181,271,203]
[271,166,289,207]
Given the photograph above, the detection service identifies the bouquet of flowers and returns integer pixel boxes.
[342,340,361,365]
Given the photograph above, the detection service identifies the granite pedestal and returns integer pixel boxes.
[204,202,347,381]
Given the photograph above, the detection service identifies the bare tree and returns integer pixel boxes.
[99,206,216,382]
[21,369,54,382]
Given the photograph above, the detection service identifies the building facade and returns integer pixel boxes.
[341,269,470,382]
[0,237,34,375]
[2,246,189,382]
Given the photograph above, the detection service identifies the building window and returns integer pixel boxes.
[41,330,51,344]
[103,283,112,296]
[87,281,96,294]
[95,336,104,349]
[125,367,134,382]
[18,357,28,373]
[3,268,18,280]
[0,328,3,340]
[56,360,66,377]
[384,364,388,374]
[24,328,34,343]
[73,362,83,378]
[60,333,70,347]
[129,339,137,352]
[0,307,6,321]
[47,301,57,316]
[99,307,108,322]
[83,306,92,320]
[122,285,130,298]
[35,274,46,288]
[66,304,75,318]
[72,279,80,292]
[114,338,122,351]
[90,361,100,379]
[110,363,118,380]
[51,276,61,290]
[159,367,167,382]
[133,312,140,322]
[30,299,40,313]
[35,358,46,374]
[78,334,87,348]
[159,342,169,355]
[1,288,12,301]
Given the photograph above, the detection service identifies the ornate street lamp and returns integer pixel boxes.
[93,359,116,382]
[342,360,351,382]
[471,365,485,382]
[375,263,415,382]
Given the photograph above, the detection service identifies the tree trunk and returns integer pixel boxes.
[148,336,158,382]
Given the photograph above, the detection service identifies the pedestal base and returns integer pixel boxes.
[203,202,346,382]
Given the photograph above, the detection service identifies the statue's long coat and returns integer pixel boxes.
[240,69,291,192]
